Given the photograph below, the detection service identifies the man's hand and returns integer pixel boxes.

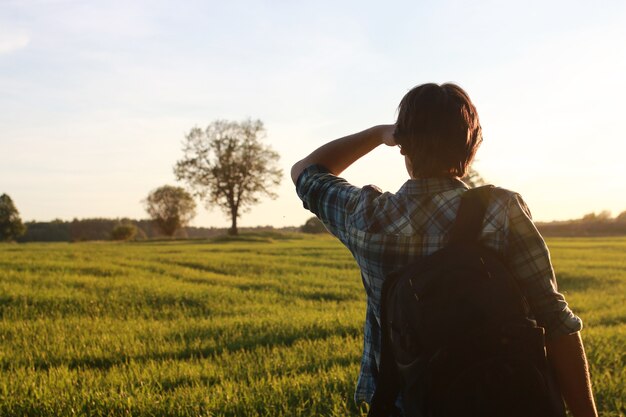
[378,124,396,147]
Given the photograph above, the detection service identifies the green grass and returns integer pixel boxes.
[0,235,624,416]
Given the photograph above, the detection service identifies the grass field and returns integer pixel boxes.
[0,234,624,416]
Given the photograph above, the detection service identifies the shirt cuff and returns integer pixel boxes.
[543,309,583,341]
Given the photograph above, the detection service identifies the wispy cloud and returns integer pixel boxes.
[0,33,29,55]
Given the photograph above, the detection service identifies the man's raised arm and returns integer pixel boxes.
[290,125,396,184]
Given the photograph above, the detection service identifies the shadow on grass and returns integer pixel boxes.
[3,321,360,372]
[151,352,356,392]
[596,315,626,327]
[130,232,304,246]
[209,232,303,244]
[556,272,620,292]
[164,260,233,276]
[0,261,122,278]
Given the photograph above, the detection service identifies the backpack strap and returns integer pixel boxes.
[448,185,494,245]
[369,185,495,417]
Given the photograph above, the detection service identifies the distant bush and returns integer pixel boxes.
[301,217,328,234]
[111,224,138,241]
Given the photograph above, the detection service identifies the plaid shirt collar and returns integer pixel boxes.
[397,176,469,196]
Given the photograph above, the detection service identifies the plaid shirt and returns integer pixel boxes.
[295,164,582,405]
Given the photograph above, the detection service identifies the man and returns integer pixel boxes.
[291,83,598,416]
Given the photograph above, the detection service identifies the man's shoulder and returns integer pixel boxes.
[479,186,538,234]
[489,186,531,211]
[482,185,524,207]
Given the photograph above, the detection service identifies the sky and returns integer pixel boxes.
[1,0,625,228]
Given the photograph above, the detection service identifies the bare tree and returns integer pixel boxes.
[144,186,197,237]
[174,119,282,235]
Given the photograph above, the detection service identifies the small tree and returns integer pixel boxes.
[0,193,26,242]
[111,223,137,241]
[174,119,282,235]
[144,186,197,237]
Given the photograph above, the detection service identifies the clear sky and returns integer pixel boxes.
[1,0,625,228]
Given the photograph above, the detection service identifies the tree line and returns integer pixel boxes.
[13,218,299,243]
[5,210,625,243]
[536,211,626,237]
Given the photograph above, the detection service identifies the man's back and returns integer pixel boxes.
[296,164,582,405]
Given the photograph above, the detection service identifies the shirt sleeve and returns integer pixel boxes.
[295,164,361,240]
[505,193,583,340]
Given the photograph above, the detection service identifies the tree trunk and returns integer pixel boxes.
[229,210,238,235]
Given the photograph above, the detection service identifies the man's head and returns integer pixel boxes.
[394,83,482,179]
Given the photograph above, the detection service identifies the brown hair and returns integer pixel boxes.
[394,83,482,178]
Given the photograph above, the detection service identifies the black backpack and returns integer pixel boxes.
[368,186,566,417]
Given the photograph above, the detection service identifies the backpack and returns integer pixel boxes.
[368,186,566,417]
